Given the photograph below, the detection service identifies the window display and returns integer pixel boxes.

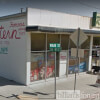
[31,52,55,82]
[31,53,45,82]
[46,52,55,78]
[68,49,87,74]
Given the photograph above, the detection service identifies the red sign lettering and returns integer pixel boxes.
[0,26,21,39]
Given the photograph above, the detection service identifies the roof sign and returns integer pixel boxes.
[92,12,100,27]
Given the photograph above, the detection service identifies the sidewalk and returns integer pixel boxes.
[0,73,99,100]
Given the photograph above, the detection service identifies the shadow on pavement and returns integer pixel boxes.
[35,92,49,95]
[0,94,19,99]
[23,92,38,96]
[0,76,23,86]
[87,84,98,87]
[0,95,8,98]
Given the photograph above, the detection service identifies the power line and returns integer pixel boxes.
[76,0,100,10]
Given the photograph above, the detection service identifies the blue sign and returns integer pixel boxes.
[69,62,86,74]
[79,62,86,72]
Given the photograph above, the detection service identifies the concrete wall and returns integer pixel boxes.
[27,8,91,29]
[0,16,27,85]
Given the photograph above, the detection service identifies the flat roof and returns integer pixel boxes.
[26,26,100,34]
[0,12,26,20]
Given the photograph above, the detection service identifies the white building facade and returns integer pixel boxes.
[0,8,100,85]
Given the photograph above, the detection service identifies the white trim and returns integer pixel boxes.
[26,62,31,85]
[26,32,31,85]
[88,35,93,71]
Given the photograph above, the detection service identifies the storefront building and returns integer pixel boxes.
[0,8,100,85]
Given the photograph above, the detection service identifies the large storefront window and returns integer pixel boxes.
[92,37,100,67]
[46,52,55,78]
[61,35,69,50]
[81,36,90,71]
[31,33,46,82]
[47,34,60,50]
[47,34,60,77]
[31,34,46,51]
[30,32,89,82]
[31,33,60,82]
[31,52,55,82]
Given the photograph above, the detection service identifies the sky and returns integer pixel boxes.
[0,0,100,17]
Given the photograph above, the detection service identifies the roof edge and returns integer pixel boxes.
[0,12,26,20]
[26,26,100,34]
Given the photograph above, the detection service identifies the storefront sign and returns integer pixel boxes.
[49,43,61,52]
[92,12,100,27]
[0,26,21,39]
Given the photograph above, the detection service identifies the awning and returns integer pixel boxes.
[26,26,100,34]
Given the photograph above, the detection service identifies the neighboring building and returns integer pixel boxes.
[0,8,100,85]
